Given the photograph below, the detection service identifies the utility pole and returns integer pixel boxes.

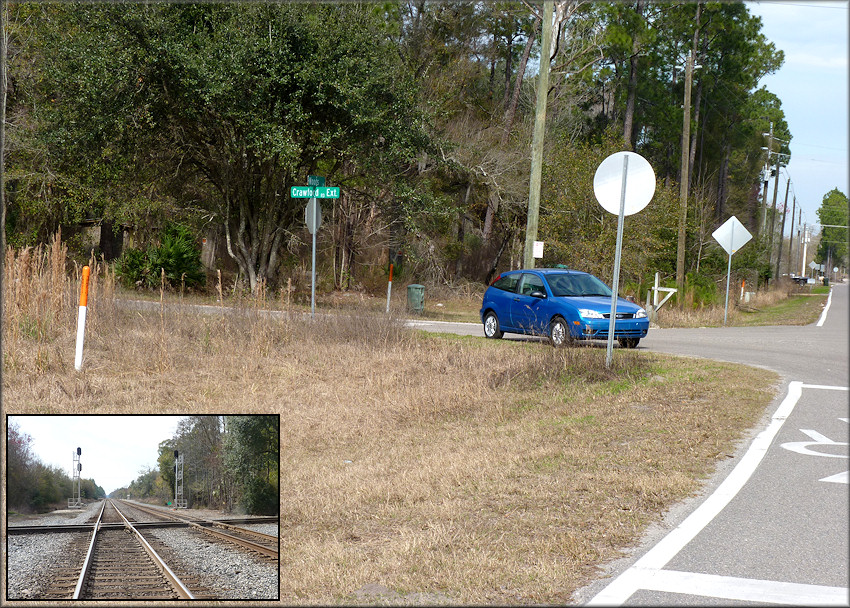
[676,48,695,294]
[676,5,701,295]
[523,0,554,269]
[774,178,790,280]
[800,224,808,276]
[761,123,773,235]
[787,196,797,276]
[767,152,782,275]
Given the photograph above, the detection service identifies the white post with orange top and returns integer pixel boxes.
[386,263,394,314]
[74,266,90,371]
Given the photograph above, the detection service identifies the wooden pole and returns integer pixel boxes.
[523,0,554,269]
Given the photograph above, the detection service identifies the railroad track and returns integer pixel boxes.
[38,499,212,600]
[114,499,279,560]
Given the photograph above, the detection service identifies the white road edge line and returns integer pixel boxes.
[586,381,804,606]
[800,384,849,391]
[816,288,833,327]
[606,569,848,606]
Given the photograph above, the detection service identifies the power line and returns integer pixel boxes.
[751,1,849,9]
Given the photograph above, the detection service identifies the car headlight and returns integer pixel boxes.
[634,308,647,318]
[578,308,604,319]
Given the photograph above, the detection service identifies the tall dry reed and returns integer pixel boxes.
[3,233,115,373]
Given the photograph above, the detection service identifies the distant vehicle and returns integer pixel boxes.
[480,268,649,348]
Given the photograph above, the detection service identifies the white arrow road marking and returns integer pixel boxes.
[780,429,848,459]
[820,471,849,484]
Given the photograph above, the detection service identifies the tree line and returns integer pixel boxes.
[110,415,279,516]
[7,422,106,512]
[2,2,844,301]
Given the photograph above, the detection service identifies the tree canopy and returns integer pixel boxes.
[816,188,848,270]
[116,415,279,515]
[3,1,801,297]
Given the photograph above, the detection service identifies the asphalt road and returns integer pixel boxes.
[412,285,849,606]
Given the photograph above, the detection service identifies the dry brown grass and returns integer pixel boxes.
[3,239,779,604]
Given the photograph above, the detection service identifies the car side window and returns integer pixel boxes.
[492,274,519,293]
[518,273,545,296]
[548,274,576,296]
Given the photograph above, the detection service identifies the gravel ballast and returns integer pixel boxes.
[6,502,103,600]
[145,527,278,600]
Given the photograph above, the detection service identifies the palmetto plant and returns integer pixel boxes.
[115,224,204,290]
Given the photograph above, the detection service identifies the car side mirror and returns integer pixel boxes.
[530,290,547,299]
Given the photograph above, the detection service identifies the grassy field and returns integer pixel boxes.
[2,241,788,604]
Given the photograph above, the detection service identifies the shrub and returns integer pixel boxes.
[241,477,279,515]
[115,224,205,289]
[114,247,150,288]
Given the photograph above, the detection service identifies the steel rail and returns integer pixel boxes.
[119,500,278,559]
[72,500,106,600]
[110,500,196,600]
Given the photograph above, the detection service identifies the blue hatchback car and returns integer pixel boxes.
[480,268,649,347]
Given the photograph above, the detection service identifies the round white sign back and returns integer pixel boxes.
[593,151,656,216]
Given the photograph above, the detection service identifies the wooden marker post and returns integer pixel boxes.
[386,263,394,314]
[74,266,90,371]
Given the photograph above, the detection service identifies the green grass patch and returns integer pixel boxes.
[736,294,826,326]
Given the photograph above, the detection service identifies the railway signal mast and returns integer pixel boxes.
[68,447,83,509]
[174,450,187,509]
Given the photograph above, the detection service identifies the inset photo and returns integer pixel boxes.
[5,414,279,602]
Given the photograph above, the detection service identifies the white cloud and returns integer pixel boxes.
[8,415,186,494]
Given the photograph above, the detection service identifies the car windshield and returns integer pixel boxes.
[547,273,612,297]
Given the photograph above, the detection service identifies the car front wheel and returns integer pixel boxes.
[549,316,571,347]
[483,311,503,339]
[618,338,640,349]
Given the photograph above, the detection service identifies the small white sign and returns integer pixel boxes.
[712,216,752,255]
[533,241,544,259]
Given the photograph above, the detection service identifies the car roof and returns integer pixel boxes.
[502,268,590,276]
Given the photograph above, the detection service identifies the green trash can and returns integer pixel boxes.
[407,284,425,313]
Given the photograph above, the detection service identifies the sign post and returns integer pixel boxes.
[593,151,656,368]
[712,215,753,325]
[292,178,340,318]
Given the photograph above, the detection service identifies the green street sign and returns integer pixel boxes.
[315,187,339,199]
[308,175,325,187]
[291,186,313,198]
[290,186,340,199]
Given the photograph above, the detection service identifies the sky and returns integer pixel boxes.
[745,0,850,237]
[7,415,186,495]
